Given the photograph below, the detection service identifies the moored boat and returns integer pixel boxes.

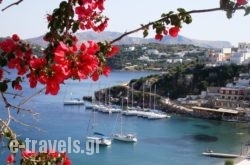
[63,98,85,105]
[86,132,112,146]
[202,150,240,158]
[113,133,137,143]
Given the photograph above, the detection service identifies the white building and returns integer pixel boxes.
[230,52,250,65]
[230,52,245,65]
[238,42,250,51]
[146,49,159,55]
[222,48,232,54]
[234,73,250,87]
[138,55,151,61]
[125,46,135,51]
[166,58,183,63]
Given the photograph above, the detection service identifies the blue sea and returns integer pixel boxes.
[1,70,250,165]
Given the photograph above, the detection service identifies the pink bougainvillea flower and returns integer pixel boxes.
[155,34,163,41]
[47,14,52,22]
[6,154,15,163]
[107,45,119,58]
[29,58,46,69]
[0,69,3,80]
[63,158,72,165]
[237,0,248,5]
[14,82,22,90]
[86,41,99,54]
[12,34,20,42]
[21,150,36,158]
[169,26,180,37]
[96,0,105,11]
[27,73,38,88]
[45,78,60,95]
[52,64,68,83]
[163,29,168,35]
[102,65,111,76]
[91,70,99,81]
[0,38,15,53]
[54,42,70,63]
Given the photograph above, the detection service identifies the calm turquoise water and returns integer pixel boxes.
[1,70,250,165]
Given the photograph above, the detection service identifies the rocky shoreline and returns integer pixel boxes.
[93,83,250,123]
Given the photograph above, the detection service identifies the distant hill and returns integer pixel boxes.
[26,31,232,49]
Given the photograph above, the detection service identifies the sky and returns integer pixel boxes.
[0,0,250,46]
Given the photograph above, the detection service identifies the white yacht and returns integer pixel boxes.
[86,132,112,146]
[86,110,112,146]
[113,133,137,143]
[113,115,137,143]
[63,98,84,105]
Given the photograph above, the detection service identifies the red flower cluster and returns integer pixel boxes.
[0,34,34,90]
[27,40,118,95]
[6,150,72,165]
[236,0,248,5]
[155,26,180,41]
[0,34,119,95]
[6,154,15,164]
[1,34,32,76]
[75,0,108,32]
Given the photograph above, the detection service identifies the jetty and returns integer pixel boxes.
[202,151,241,158]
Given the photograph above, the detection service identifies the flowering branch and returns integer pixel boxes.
[1,0,23,11]
[110,6,247,44]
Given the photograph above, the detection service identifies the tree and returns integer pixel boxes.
[0,0,250,164]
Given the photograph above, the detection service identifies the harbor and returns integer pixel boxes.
[2,70,250,165]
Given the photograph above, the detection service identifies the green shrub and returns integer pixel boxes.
[225,160,234,165]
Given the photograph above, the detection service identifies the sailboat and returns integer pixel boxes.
[86,132,112,146]
[113,115,137,142]
[113,100,137,143]
[63,92,84,105]
[146,85,171,119]
[122,84,139,116]
[86,110,112,146]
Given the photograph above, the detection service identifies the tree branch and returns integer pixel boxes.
[1,91,40,116]
[110,7,245,44]
[11,116,46,133]
[1,0,23,11]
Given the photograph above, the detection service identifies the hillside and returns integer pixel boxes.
[105,63,250,104]
[26,31,232,49]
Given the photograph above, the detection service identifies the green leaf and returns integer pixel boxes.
[183,15,192,24]
[0,82,8,92]
[161,13,167,17]
[72,22,79,33]
[59,1,68,8]
[168,11,174,15]
[220,0,230,9]
[244,6,250,16]
[170,14,180,26]
[177,8,186,14]
[0,56,7,67]
[143,29,149,38]
[226,10,233,19]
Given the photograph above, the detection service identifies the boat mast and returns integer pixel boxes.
[121,98,124,135]
[131,83,134,108]
[149,83,152,110]
[142,84,145,110]
[153,85,156,111]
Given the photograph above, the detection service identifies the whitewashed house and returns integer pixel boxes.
[146,49,159,55]
[230,52,245,65]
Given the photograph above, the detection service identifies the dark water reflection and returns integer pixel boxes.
[192,134,218,142]
[193,124,211,130]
